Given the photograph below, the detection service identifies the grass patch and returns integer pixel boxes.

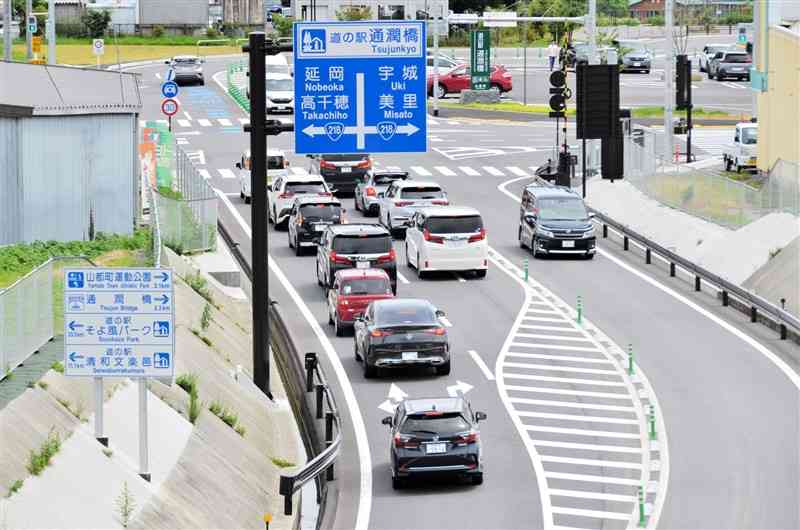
[185,272,214,305]
[721,170,764,189]
[201,303,212,332]
[37,381,49,390]
[209,400,242,431]
[26,429,63,476]
[436,100,577,116]
[102,448,114,458]
[631,106,744,120]
[116,481,137,528]
[769,247,783,260]
[270,456,295,468]
[51,361,64,374]
[6,479,23,498]
[175,373,202,424]
[234,424,246,437]
[12,43,240,66]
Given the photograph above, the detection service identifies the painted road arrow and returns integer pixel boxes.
[447,380,474,397]
[378,383,409,413]
[68,321,84,332]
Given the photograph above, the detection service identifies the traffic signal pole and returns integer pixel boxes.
[2,0,11,61]
[664,0,675,164]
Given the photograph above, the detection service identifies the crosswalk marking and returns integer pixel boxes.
[411,166,432,176]
[503,362,618,375]
[218,118,233,126]
[544,472,641,487]
[549,488,637,503]
[198,119,212,127]
[198,169,211,180]
[505,352,612,364]
[507,166,529,177]
[509,343,601,353]
[482,166,504,177]
[525,425,640,439]
[526,308,562,315]
[515,333,593,343]
[549,507,632,521]
[533,440,642,453]
[459,166,480,176]
[177,119,191,127]
[518,324,584,333]
[508,397,635,413]
[218,168,238,180]
[505,384,632,400]
[522,316,568,324]
[502,373,627,387]
[434,166,457,176]
[517,411,640,426]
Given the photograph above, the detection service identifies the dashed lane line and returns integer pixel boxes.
[468,350,496,381]
[410,166,432,176]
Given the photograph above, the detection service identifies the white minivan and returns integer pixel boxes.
[405,206,488,278]
[237,148,289,204]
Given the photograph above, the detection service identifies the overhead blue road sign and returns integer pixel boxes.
[293,21,427,154]
[161,80,179,99]
[63,268,175,378]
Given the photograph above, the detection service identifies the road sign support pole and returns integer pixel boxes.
[94,377,108,446]
[2,0,10,61]
[168,115,172,132]
[581,138,587,198]
[47,0,55,64]
[587,0,597,65]
[26,0,33,61]
[433,12,440,117]
[522,25,527,106]
[664,0,675,164]
[138,378,151,482]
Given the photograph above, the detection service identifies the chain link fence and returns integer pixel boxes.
[623,128,800,228]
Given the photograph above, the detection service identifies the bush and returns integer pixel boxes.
[51,361,64,374]
[81,9,111,38]
[270,456,295,468]
[200,303,212,331]
[336,6,372,20]
[116,481,136,528]
[646,15,664,26]
[185,272,214,305]
[209,400,239,429]
[272,14,293,38]
[6,479,23,498]
[27,429,62,476]
[176,373,202,424]
[152,25,165,38]
[205,27,221,39]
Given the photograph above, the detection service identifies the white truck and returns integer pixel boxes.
[722,122,758,173]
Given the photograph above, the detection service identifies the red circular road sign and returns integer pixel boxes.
[161,98,179,117]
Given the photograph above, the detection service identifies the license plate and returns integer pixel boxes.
[356,261,370,269]
[402,351,418,361]
[447,238,467,247]
[633,62,641,67]
[562,240,575,248]
[314,225,325,232]
[426,442,446,454]
[341,167,351,173]
[748,158,756,164]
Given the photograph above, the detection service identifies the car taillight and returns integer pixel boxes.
[279,192,294,199]
[423,229,444,244]
[431,199,449,205]
[376,248,396,264]
[329,251,351,265]
[356,159,372,169]
[394,200,413,207]
[366,187,377,196]
[503,73,512,78]
[320,160,336,169]
[468,228,486,243]
[425,327,446,335]
[371,329,388,337]
[453,431,478,446]
[394,433,420,449]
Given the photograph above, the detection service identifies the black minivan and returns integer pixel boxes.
[518,185,596,259]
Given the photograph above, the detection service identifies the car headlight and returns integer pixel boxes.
[537,227,555,238]
[581,226,595,239]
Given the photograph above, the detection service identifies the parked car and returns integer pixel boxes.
[620,45,652,73]
[426,53,463,76]
[287,195,343,255]
[316,224,397,294]
[698,44,733,72]
[405,206,488,279]
[427,64,512,99]
[308,153,373,197]
[377,180,449,238]
[708,50,751,81]
[237,148,289,204]
[354,171,410,216]
[518,185,596,259]
[268,173,332,226]
[562,42,589,68]
[382,397,486,488]
[327,268,394,336]
[165,55,204,85]
[722,122,758,172]
[354,298,449,378]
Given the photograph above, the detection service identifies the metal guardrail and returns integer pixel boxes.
[531,175,800,342]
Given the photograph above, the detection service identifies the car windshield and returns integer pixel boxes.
[400,187,444,199]
[375,302,437,326]
[174,57,199,65]
[402,413,470,435]
[285,181,326,194]
[724,54,751,63]
[341,278,390,295]
[267,64,290,75]
[707,46,729,55]
[741,128,758,145]
[374,174,407,185]
[323,154,369,162]
[299,204,341,220]
[266,78,293,91]
[425,215,483,234]
[538,197,588,220]
[626,48,648,56]
[333,235,391,254]
[267,156,284,170]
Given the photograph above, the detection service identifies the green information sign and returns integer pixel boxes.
[470,30,491,90]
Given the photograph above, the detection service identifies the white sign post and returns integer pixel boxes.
[92,38,104,68]
[64,268,174,482]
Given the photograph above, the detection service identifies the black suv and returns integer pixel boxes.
[287,196,343,256]
[518,185,596,259]
[308,153,373,196]
[382,397,486,488]
[316,224,397,293]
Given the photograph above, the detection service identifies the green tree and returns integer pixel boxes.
[13,0,48,36]
[272,13,293,38]
[597,0,628,18]
[81,9,111,38]
[335,6,372,20]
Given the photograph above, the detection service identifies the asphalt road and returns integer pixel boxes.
[132,55,800,530]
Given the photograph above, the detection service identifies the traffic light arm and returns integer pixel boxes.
[243,121,294,135]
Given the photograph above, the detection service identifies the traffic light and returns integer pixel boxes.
[549,69,568,118]
[676,54,691,110]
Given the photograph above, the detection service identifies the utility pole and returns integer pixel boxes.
[432,8,440,117]
[26,0,32,61]
[47,0,56,64]
[751,0,761,120]
[3,0,11,61]
[587,0,597,65]
[664,0,675,164]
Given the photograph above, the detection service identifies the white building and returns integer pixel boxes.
[291,0,448,24]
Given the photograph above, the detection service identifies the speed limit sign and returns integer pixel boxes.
[161,98,179,117]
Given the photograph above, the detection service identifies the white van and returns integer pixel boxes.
[237,148,289,204]
[266,54,291,77]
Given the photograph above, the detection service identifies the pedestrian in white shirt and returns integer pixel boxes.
[547,41,559,71]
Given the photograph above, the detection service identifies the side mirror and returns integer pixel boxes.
[588,212,596,220]
[235,162,242,169]
[164,60,170,65]
[524,214,537,225]
[381,416,393,426]
[435,309,446,317]
[475,411,487,422]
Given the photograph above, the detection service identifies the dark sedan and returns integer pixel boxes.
[382,397,486,488]
[354,298,449,378]
[287,196,343,255]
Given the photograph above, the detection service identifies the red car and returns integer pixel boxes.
[327,268,395,336]
[427,64,513,98]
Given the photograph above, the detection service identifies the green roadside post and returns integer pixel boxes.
[523,258,529,282]
[576,295,583,325]
[648,404,657,440]
[627,344,634,375]
[638,485,646,527]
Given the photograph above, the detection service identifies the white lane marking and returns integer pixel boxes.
[428,117,439,125]
[510,343,601,353]
[525,425,641,439]
[503,373,627,387]
[183,111,192,120]
[214,189,372,530]
[218,168,238,180]
[239,118,250,125]
[526,308,562,315]
[506,352,612,364]
[519,411,639,425]
[198,118,213,127]
[549,488,637,502]
[507,166,529,177]
[439,316,453,327]
[504,362,618,375]
[549,507,632,521]
[198,169,212,180]
[516,333,593,343]
[523,316,571,324]
[483,166,505,177]
[533,440,642,453]
[174,130,201,136]
[468,350,496,381]
[434,166,457,176]
[139,120,146,127]
[505,385,632,400]
[218,118,233,126]
[545,472,641,488]
[509,397,636,413]
[410,166,432,176]
[155,72,162,79]
[518,324,584,333]
[459,166,480,176]
[397,272,410,284]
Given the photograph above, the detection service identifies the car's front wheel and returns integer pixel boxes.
[392,476,405,489]
[294,235,303,256]
[334,313,345,337]
[435,83,447,99]
[436,360,451,376]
